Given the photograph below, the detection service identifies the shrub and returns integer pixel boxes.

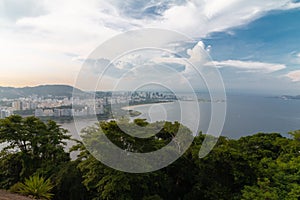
[12,175,54,199]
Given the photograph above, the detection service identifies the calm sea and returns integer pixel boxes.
[61,94,300,139]
[1,94,299,153]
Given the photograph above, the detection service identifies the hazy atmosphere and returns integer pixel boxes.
[1,0,300,94]
[1,1,300,200]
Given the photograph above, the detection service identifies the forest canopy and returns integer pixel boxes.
[0,115,299,200]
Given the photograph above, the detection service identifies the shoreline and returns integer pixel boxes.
[121,101,175,110]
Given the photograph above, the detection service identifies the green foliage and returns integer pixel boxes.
[242,156,300,200]
[0,115,72,188]
[242,178,279,200]
[76,121,300,200]
[77,153,170,200]
[0,115,71,163]
[133,118,149,127]
[1,116,300,200]
[13,175,54,200]
[142,195,163,200]
[0,151,23,189]
[76,120,192,200]
[183,136,256,200]
[9,182,23,193]
[241,131,300,200]
[50,161,88,200]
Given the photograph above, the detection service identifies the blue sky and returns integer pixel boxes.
[0,0,300,94]
[202,9,300,94]
[204,9,300,63]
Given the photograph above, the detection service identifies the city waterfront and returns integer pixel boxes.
[61,94,300,140]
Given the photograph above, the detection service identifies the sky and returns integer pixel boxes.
[0,0,300,94]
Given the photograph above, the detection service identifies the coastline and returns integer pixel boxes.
[121,101,175,111]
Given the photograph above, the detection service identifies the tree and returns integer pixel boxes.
[0,115,71,187]
[2,115,299,200]
[242,131,300,200]
[242,178,279,200]
[75,120,299,200]
[0,151,23,189]
[51,160,89,200]
[185,135,256,200]
[75,120,191,200]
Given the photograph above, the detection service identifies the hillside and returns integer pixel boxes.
[0,85,85,99]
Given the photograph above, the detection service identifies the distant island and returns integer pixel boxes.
[275,95,300,100]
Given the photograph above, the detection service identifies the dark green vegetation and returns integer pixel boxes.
[129,110,142,117]
[0,115,300,199]
[11,175,54,199]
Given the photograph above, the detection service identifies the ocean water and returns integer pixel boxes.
[60,94,300,139]
[1,94,299,153]
[221,94,300,138]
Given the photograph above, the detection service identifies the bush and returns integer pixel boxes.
[12,175,54,200]
[51,161,88,200]
[0,152,23,189]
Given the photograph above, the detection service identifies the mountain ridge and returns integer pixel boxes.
[0,84,84,99]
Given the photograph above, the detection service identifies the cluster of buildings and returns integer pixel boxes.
[34,105,104,117]
[0,109,12,118]
[0,96,99,118]
[0,91,177,119]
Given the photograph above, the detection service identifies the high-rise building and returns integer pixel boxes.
[43,109,54,116]
[35,109,44,117]
[0,110,12,118]
[12,101,22,110]
[0,110,6,118]
[53,109,61,117]
[22,102,30,110]
[30,102,37,110]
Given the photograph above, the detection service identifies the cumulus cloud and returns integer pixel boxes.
[108,0,186,20]
[1,0,300,87]
[2,0,300,58]
[150,41,226,92]
[286,70,300,82]
[212,60,286,73]
[147,0,300,37]
[0,0,46,21]
[152,42,286,75]
[152,41,210,72]
[107,0,300,37]
[281,1,300,10]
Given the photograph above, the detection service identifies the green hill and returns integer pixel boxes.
[0,85,85,99]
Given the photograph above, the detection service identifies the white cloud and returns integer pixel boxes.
[213,60,286,73]
[150,41,223,93]
[147,0,300,37]
[150,41,226,92]
[152,41,210,69]
[286,70,300,82]
[0,0,124,86]
[281,2,300,10]
[1,0,300,87]
[2,0,300,58]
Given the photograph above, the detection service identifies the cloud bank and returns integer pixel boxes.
[1,0,300,90]
[213,60,286,73]
[286,70,300,82]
